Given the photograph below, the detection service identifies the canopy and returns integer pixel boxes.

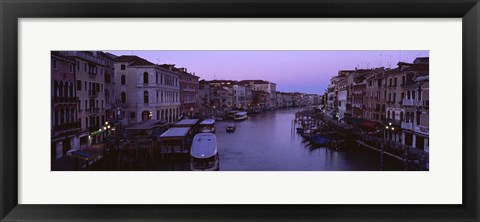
[343,117,381,129]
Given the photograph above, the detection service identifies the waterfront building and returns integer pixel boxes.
[239,80,277,110]
[351,80,367,118]
[337,80,348,120]
[232,84,247,109]
[199,80,211,115]
[364,68,387,122]
[51,52,81,159]
[398,58,429,151]
[161,65,199,118]
[245,85,253,110]
[60,51,107,146]
[98,52,119,122]
[113,56,180,124]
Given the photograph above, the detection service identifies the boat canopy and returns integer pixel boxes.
[174,119,199,127]
[200,119,215,125]
[159,127,191,138]
[190,133,217,158]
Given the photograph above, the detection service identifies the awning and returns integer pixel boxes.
[343,117,381,129]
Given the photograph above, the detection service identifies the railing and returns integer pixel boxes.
[88,90,98,98]
[402,99,414,106]
[415,125,429,134]
[53,97,79,103]
[54,122,81,131]
[87,108,102,115]
[401,122,413,130]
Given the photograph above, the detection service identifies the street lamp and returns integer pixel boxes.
[190,106,194,118]
[335,112,339,126]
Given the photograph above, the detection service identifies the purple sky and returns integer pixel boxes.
[106,50,428,94]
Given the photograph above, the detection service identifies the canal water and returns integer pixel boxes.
[215,107,402,171]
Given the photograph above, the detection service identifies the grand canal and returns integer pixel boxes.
[215,107,402,171]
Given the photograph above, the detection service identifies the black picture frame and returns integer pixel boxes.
[1,0,479,221]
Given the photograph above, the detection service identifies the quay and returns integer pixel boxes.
[294,106,428,171]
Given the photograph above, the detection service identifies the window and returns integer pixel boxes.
[412,91,416,99]
[84,63,87,72]
[69,64,74,73]
[52,60,57,70]
[84,81,87,91]
[416,111,421,125]
[121,75,126,85]
[401,92,404,100]
[143,72,149,84]
[130,112,135,118]
[121,92,126,104]
[105,73,110,83]
[76,61,80,70]
[394,78,397,86]
[402,76,406,85]
[400,112,404,122]
[77,80,82,90]
[393,93,396,102]
[121,64,126,70]
[389,78,392,86]
[144,91,149,103]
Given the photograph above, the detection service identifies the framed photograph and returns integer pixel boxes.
[1,0,478,221]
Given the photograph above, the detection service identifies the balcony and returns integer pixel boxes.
[415,125,429,135]
[88,90,98,98]
[53,121,81,132]
[53,96,79,104]
[402,99,414,106]
[401,122,413,130]
[86,108,102,115]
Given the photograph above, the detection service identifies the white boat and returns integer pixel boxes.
[199,119,216,133]
[190,133,219,171]
[233,111,248,121]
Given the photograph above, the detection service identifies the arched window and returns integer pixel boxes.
[60,109,64,125]
[143,72,149,84]
[54,109,59,127]
[71,108,75,123]
[391,111,395,120]
[105,90,109,104]
[400,112,404,122]
[53,80,58,99]
[141,110,151,121]
[69,82,74,97]
[144,91,149,104]
[121,92,126,104]
[64,82,68,98]
[59,81,64,98]
[121,75,126,85]
[104,73,110,83]
[387,111,390,120]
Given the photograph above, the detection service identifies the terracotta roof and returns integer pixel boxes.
[129,58,155,66]
[114,55,140,62]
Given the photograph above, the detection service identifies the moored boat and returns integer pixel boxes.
[234,111,248,121]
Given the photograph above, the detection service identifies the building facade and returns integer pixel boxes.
[51,52,81,159]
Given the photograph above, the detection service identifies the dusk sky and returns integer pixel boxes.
[106,50,428,94]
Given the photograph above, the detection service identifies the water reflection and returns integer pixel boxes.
[216,108,402,171]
